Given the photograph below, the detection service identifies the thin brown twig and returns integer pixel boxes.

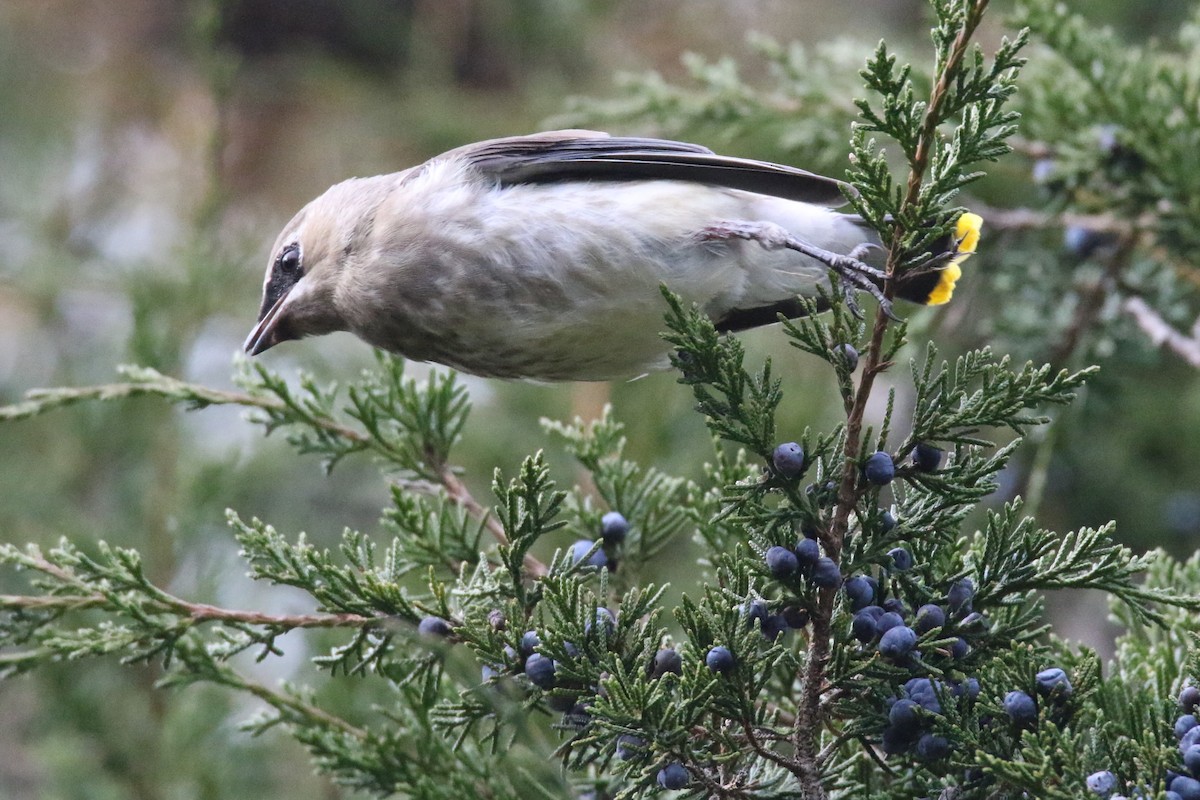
[1121,296,1200,368]
[740,715,804,773]
[236,672,369,739]
[791,4,992,797]
[2,547,379,629]
[0,592,377,629]
[440,467,547,577]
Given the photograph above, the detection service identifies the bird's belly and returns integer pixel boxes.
[406,250,708,380]
[354,181,860,380]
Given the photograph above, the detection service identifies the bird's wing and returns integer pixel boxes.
[451,130,851,207]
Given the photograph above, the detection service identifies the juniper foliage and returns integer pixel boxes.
[4,2,1200,799]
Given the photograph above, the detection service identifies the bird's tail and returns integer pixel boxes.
[894,212,983,305]
[840,211,982,306]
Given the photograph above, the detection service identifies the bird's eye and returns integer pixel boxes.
[277,243,302,277]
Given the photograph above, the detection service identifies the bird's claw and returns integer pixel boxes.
[698,219,898,318]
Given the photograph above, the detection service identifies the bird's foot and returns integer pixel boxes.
[695,220,896,320]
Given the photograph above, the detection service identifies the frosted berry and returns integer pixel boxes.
[888,547,914,571]
[1184,744,1200,775]
[600,511,630,544]
[904,678,944,713]
[519,630,540,656]
[417,616,452,637]
[882,597,907,617]
[960,611,987,631]
[766,545,800,577]
[888,698,921,731]
[851,610,878,643]
[587,607,615,637]
[879,625,918,660]
[860,605,885,620]
[524,653,557,688]
[569,539,608,568]
[652,648,683,678]
[1171,776,1200,800]
[1086,770,1116,796]
[772,442,806,479]
[914,604,946,634]
[1177,715,1200,740]
[657,763,689,790]
[1182,686,1200,713]
[705,645,735,673]
[1004,690,1037,726]
[916,733,950,760]
[616,734,644,760]
[794,538,820,569]
[947,578,975,612]
[1035,667,1073,701]
[863,451,896,485]
[913,442,945,472]
[761,614,788,642]
[876,611,905,633]
[834,343,859,372]
[843,575,876,610]
[742,600,769,627]
[811,557,841,588]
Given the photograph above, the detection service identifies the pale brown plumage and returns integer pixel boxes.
[244,130,970,380]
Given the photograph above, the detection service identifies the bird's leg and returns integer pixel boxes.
[696,220,896,319]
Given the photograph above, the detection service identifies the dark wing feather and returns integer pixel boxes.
[453,130,851,207]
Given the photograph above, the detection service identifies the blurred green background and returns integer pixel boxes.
[2,1,1199,797]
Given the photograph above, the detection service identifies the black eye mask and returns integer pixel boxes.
[258,242,303,322]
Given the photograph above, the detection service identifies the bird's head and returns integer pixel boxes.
[243,177,390,356]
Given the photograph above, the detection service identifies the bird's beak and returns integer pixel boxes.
[243,291,292,356]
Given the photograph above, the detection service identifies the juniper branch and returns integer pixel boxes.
[795,4,1004,796]
[0,366,547,577]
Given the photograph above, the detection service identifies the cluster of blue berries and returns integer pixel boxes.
[618,738,688,791]
[862,442,945,488]
[1080,684,1200,799]
[847,574,980,665]
[1163,685,1200,799]
[567,511,631,571]
[700,594,815,680]
[1002,667,1073,730]
[767,438,987,761]
[491,618,694,788]
[493,628,557,688]
[865,578,989,762]
[764,530,842,591]
[882,676,979,758]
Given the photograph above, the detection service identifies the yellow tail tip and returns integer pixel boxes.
[926,212,982,306]
[955,212,983,258]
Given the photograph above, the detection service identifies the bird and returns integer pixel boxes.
[243,130,980,381]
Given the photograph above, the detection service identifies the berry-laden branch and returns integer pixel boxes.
[794,2,998,794]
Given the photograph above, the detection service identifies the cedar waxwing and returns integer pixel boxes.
[244,130,980,380]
